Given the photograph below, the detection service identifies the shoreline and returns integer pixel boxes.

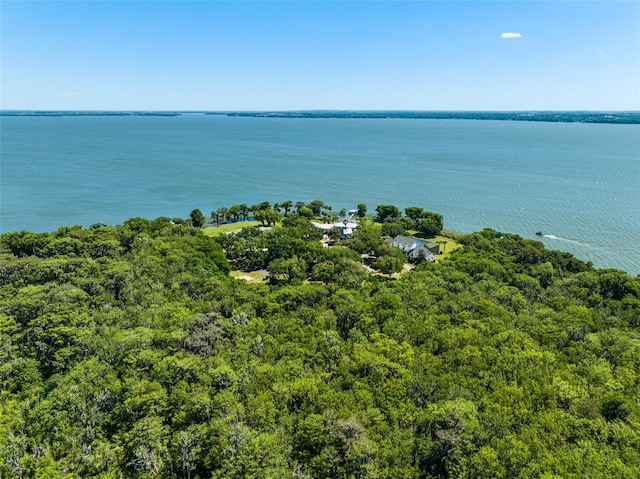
[2,110,639,124]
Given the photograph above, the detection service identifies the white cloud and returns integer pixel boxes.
[501,32,522,39]
[594,50,604,55]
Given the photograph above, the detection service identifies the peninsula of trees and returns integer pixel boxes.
[3,110,639,124]
[1,201,638,478]
[221,110,640,124]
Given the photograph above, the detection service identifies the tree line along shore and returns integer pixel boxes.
[3,110,639,124]
[0,200,638,478]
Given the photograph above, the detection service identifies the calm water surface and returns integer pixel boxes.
[1,115,638,274]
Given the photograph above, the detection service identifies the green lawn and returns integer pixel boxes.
[203,220,261,237]
[429,235,463,262]
[405,231,463,262]
[230,269,268,282]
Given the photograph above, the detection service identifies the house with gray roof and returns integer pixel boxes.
[385,235,439,263]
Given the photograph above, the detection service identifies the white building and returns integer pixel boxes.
[313,209,359,238]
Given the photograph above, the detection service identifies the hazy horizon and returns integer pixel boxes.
[3,109,640,112]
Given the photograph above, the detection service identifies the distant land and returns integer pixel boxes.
[2,110,639,124]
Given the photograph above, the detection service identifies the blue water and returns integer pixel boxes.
[1,115,638,274]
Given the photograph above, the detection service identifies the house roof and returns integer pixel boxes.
[385,235,420,251]
[313,222,335,231]
[385,235,438,262]
[313,221,358,231]
[386,235,438,248]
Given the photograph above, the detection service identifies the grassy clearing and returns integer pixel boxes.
[407,231,463,262]
[429,235,463,262]
[203,220,261,237]
[230,270,268,282]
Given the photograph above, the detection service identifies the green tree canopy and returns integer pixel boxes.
[357,203,367,218]
[375,204,401,222]
[1,216,639,479]
[416,211,444,236]
[189,209,206,228]
[255,209,280,226]
[308,199,325,216]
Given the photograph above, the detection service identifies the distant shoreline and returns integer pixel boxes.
[2,110,639,124]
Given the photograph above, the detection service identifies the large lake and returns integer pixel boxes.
[1,114,638,274]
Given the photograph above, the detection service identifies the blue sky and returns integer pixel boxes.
[2,1,638,110]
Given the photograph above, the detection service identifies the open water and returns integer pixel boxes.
[1,114,638,274]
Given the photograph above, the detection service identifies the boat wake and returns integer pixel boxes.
[542,234,589,246]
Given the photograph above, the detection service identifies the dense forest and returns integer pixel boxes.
[1,206,638,478]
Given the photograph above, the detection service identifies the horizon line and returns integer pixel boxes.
[2,109,640,113]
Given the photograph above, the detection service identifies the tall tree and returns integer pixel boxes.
[190,209,206,228]
[375,204,400,222]
[404,206,424,221]
[416,211,444,236]
[308,200,325,216]
[229,205,242,222]
[239,204,249,221]
[357,203,367,218]
[255,209,280,226]
[280,200,293,216]
[216,207,229,225]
